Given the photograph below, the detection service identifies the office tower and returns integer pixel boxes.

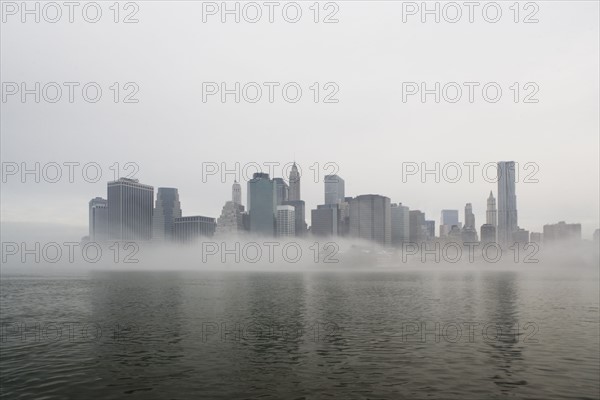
[390,203,410,246]
[276,205,296,237]
[480,224,496,244]
[232,180,242,205]
[89,197,108,241]
[273,178,289,205]
[464,203,475,230]
[409,210,426,243]
[497,161,518,246]
[440,209,459,237]
[282,200,307,236]
[288,162,301,201]
[530,232,542,243]
[338,199,351,236]
[486,191,497,226]
[216,201,245,235]
[248,172,276,236]
[152,187,182,241]
[543,221,582,242]
[173,216,216,242]
[350,195,391,246]
[324,175,345,205]
[512,228,530,244]
[107,178,154,241]
[425,220,435,240]
[311,204,340,236]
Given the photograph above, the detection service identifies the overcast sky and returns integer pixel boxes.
[1,1,599,239]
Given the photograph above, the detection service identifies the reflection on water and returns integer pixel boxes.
[1,269,598,399]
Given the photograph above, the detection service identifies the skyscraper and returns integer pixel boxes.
[480,224,496,244]
[273,177,289,205]
[349,195,391,246]
[107,178,154,241]
[409,210,427,243]
[464,203,475,230]
[324,174,345,205]
[152,187,182,241]
[89,197,108,241]
[276,205,296,237]
[497,161,518,246]
[486,191,497,226]
[440,209,459,237]
[390,203,410,246]
[248,172,276,236]
[311,203,340,236]
[216,201,245,235]
[173,216,216,242]
[288,163,301,201]
[282,200,307,236]
[425,220,435,240]
[232,180,242,205]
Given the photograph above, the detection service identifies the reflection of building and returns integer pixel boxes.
[282,200,307,236]
[497,161,518,245]
[543,221,582,242]
[152,188,182,241]
[107,178,154,241]
[89,197,108,241]
[248,173,276,236]
[391,203,410,245]
[216,201,246,235]
[311,204,340,236]
[276,205,296,237]
[409,210,426,243]
[324,175,345,205]
[173,216,216,242]
[480,223,496,244]
[349,195,391,246]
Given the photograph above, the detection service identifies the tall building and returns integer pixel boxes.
[349,195,391,245]
[173,216,216,242]
[425,220,435,240]
[543,221,582,243]
[288,162,301,201]
[324,175,345,205]
[440,209,459,237]
[311,204,340,236]
[107,178,154,241]
[89,197,108,241]
[409,210,427,243]
[232,180,242,205]
[464,203,475,230]
[248,172,276,236]
[276,205,296,237]
[273,178,289,205]
[152,187,182,241]
[480,224,496,244]
[497,161,518,246]
[486,191,497,226]
[282,200,307,236]
[216,201,245,235]
[390,203,410,246]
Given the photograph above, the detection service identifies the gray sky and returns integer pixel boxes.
[1,1,599,238]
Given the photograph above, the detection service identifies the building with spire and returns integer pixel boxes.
[486,191,497,226]
[288,163,301,201]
